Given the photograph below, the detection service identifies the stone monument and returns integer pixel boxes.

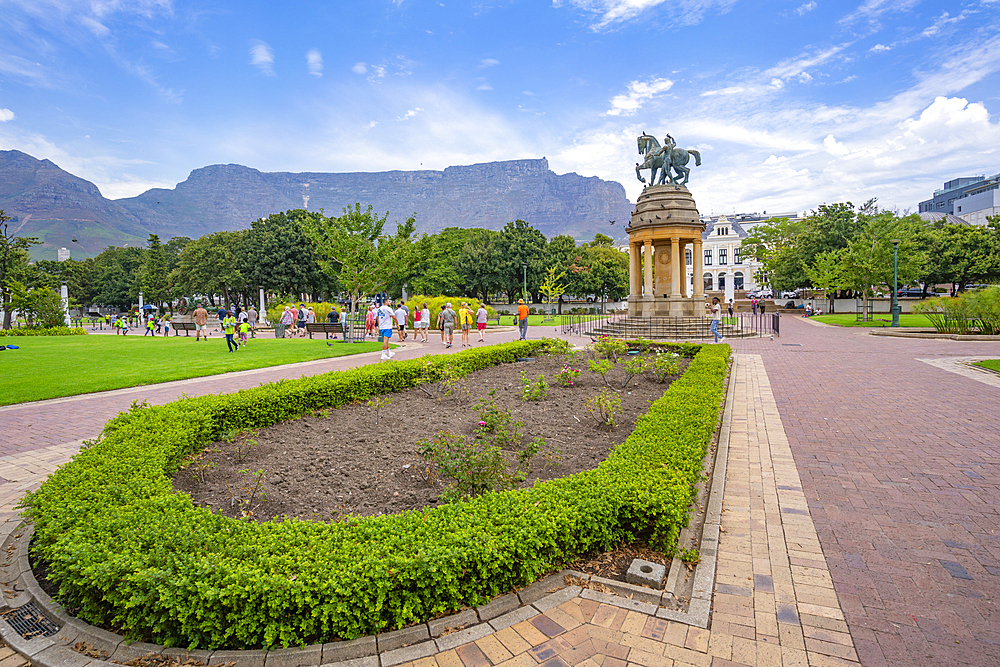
[627,133,706,318]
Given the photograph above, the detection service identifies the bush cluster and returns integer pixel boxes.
[913,286,1000,335]
[0,326,88,337]
[22,340,729,651]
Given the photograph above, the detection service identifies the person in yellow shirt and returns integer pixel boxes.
[223,311,239,352]
[458,302,474,347]
[517,299,529,340]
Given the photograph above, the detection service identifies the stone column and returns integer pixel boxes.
[693,239,704,299]
[643,239,653,296]
[670,236,681,297]
[629,243,640,296]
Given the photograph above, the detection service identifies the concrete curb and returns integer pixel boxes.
[869,329,1000,341]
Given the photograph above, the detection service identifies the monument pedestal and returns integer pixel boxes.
[626,185,706,318]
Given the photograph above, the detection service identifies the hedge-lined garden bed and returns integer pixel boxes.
[22,339,730,651]
[0,326,87,337]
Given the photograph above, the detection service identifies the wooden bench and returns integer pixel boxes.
[305,322,344,339]
[173,322,197,336]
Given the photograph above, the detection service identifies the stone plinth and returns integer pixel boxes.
[626,185,706,318]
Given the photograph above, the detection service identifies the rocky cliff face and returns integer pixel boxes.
[118,158,633,240]
[0,150,148,258]
[0,150,633,259]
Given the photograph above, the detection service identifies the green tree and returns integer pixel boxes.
[840,209,927,298]
[407,227,474,297]
[495,220,547,303]
[538,266,568,313]
[243,211,329,298]
[138,234,169,310]
[804,249,844,313]
[298,204,419,333]
[171,231,245,308]
[1,211,39,329]
[163,237,192,273]
[455,228,503,303]
[741,216,800,292]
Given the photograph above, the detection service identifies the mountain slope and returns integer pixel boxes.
[0,150,149,260]
[117,158,633,240]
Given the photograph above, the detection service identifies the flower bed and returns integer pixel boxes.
[22,340,729,651]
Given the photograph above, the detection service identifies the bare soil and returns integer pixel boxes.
[172,352,689,522]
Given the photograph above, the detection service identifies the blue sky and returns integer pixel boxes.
[1,0,999,218]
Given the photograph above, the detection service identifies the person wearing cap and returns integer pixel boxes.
[441,302,457,348]
[517,298,529,340]
[223,310,239,352]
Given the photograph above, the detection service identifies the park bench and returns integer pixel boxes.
[173,322,197,336]
[305,322,344,339]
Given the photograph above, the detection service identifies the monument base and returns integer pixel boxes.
[630,295,703,318]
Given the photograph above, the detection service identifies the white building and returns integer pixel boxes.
[57,247,70,262]
[955,187,1000,226]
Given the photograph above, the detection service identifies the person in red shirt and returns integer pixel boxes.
[517,299,529,340]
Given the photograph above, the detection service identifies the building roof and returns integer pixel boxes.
[702,215,750,241]
[918,212,970,226]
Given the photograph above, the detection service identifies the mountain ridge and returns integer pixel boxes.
[0,150,634,260]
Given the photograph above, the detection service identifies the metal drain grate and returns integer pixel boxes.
[2,601,60,639]
[781,343,802,346]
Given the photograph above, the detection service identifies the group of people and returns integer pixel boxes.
[192,303,258,351]
[803,303,823,317]
[369,300,490,360]
[111,312,171,336]
[277,303,325,337]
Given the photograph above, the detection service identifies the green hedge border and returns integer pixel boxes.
[0,327,88,337]
[22,340,730,650]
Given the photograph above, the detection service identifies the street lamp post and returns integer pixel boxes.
[890,239,901,328]
[522,264,527,303]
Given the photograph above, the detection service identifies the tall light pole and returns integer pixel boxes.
[522,263,527,303]
[890,239,901,328]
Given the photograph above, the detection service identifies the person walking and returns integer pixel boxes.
[376,299,396,360]
[162,316,170,337]
[394,302,408,341]
[458,302,473,347]
[418,302,431,342]
[193,303,209,341]
[441,302,457,348]
[710,297,724,344]
[216,305,227,332]
[751,297,758,315]
[247,306,258,338]
[476,303,488,343]
[759,299,766,314]
[297,304,308,335]
[437,304,447,344]
[365,304,377,338]
[223,311,239,352]
[279,306,293,337]
[727,299,734,319]
[144,316,155,337]
[239,319,250,347]
[517,298,529,340]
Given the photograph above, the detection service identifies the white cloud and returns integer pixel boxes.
[306,49,323,77]
[352,62,368,74]
[558,0,738,29]
[823,134,849,155]
[763,155,787,165]
[605,77,673,116]
[766,43,849,83]
[839,0,920,25]
[869,43,891,53]
[479,58,500,67]
[795,1,816,16]
[397,107,423,121]
[249,41,275,76]
[0,109,14,122]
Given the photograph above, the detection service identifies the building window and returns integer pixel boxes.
[719,249,728,265]
[734,247,742,264]
[704,249,713,266]
[718,272,727,291]
[685,248,692,266]
[734,271,744,290]
[703,273,713,292]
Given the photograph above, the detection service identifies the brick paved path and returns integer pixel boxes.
[733,318,1000,667]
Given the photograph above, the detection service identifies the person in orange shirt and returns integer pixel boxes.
[517,298,529,340]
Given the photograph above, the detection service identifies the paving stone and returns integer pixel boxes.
[265,644,322,667]
[488,606,538,632]
[531,586,582,613]
[28,644,91,667]
[378,626,431,653]
[429,611,480,638]
[322,636,377,662]
[476,595,520,622]
[578,590,656,616]
[382,642,438,667]
[434,624,494,652]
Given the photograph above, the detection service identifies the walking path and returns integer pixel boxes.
[1,318,998,667]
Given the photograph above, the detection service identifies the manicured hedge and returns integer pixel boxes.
[0,326,87,337]
[22,340,730,650]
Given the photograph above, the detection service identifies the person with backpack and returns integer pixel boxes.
[441,303,457,348]
[458,302,474,347]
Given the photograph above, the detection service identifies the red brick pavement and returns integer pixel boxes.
[733,317,1000,667]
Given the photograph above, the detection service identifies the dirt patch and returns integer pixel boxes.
[172,352,689,521]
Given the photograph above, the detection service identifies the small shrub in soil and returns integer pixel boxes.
[586,387,622,429]
[519,371,548,401]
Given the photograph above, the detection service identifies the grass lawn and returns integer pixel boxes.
[973,359,1000,373]
[811,313,935,328]
[0,334,385,406]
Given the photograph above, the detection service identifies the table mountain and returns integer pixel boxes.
[1,150,633,259]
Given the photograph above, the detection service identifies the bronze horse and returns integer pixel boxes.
[635,133,702,187]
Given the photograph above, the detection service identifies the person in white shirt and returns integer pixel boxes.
[376,300,397,360]
[476,304,488,343]
[711,297,724,343]
[394,304,408,341]
[416,303,431,342]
